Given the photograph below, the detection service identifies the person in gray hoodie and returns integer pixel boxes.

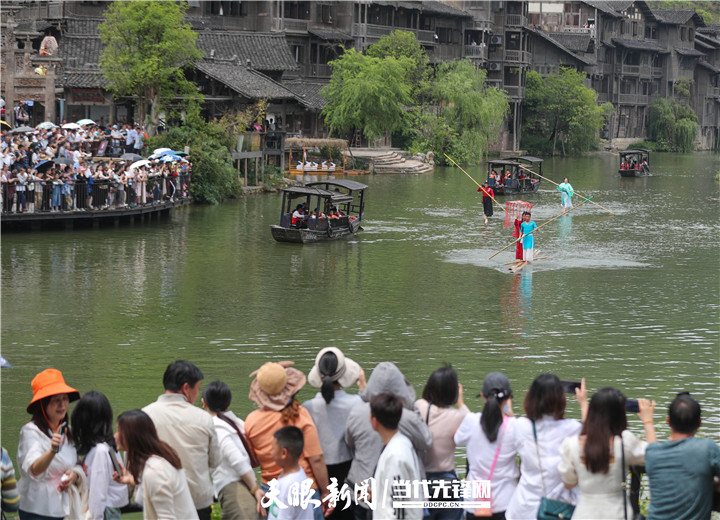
[345,362,433,520]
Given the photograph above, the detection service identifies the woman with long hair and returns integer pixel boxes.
[202,381,264,520]
[454,372,518,520]
[505,374,588,520]
[17,369,84,520]
[70,391,128,520]
[113,409,197,520]
[415,364,469,520]
[558,387,656,519]
[303,348,365,520]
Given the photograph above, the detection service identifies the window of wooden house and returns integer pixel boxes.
[624,52,640,66]
[291,45,304,64]
[645,25,657,39]
[652,54,662,67]
[420,15,432,31]
[284,1,311,20]
[395,9,413,28]
[320,5,334,24]
[632,22,638,37]
[437,27,455,44]
[598,47,606,62]
[209,1,246,16]
[681,27,687,41]
[506,32,520,50]
[689,28,695,41]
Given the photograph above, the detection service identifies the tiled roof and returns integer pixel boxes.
[282,80,328,111]
[699,23,720,35]
[14,19,54,34]
[64,18,103,35]
[531,29,596,65]
[195,61,296,100]
[697,32,720,47]
[546,32,592,53]
[60,35,103,70]
[649,8,704,26]
[698,59,720,74]
[694,39,715,50]
[675,46,705,57]
[582,1,624,18]
[611,38,668,52]
[415,1,472,18]
[60,72,108,88]
[196,32,297,72]
[308,28,352,41]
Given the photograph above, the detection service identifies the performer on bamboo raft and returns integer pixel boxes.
[512,217,524,260]
[518,211,538,262]
[557,178,574,212]
[478,182,494,224]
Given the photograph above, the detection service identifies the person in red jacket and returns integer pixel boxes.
[478,182,494,224]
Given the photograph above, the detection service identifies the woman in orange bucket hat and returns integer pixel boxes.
[17,368,85,519]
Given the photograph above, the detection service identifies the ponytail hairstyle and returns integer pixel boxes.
[480,387,511,442]
[318,351,339,404]
[202,380,238,433]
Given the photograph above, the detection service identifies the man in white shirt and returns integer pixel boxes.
[371,393,423,520]
[143,360,220,520]
[125,124,137,153]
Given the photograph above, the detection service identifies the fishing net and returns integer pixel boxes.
[504,200,533,227]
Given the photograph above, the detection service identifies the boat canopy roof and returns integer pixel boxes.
[488,159,522,167]
[509,156,544,163]
[620,149,650,155]
[307,180,368,191]
[286,137,349,149]
[280,186,354,203]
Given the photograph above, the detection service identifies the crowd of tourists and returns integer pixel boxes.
[2,352,719,520]
[0,121,191,214]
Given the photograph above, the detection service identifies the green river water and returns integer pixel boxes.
[2,152,719,458]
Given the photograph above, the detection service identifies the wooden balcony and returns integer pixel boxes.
[467,20,495,32]
[504,86,525,98]
[352,23,435,45]
[562,26,596,38]
[273,18,310,33]
[428,45,463,61]
[464,45,488,60]
[505,14,527,27]
[505,50,532,64]
[310,64,332,78]
[618,93,649,105]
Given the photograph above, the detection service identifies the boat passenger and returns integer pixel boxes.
[291,204,306,227]
[321,161,328,170]
[328,162,336,171]
[297,161,304,172]
[641,159,649,172]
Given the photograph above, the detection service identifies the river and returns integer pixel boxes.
[2,152,719,458]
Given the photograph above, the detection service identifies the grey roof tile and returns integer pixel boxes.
[196,32,297,72]
[611,38,668,52]
[60,72,108,88]
[545,32,592,53]
[698,59,720,74]
[195,61,296,100]
[308,28,352,41]
[530,29,596,65]
[282,80,328,110]
[649,7,703,26]
[674,46,704,57]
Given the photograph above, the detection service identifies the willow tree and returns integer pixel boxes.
[321,48,413,141]
[99,1,202,135]
[523,68,611,155]
[428,60,509,165]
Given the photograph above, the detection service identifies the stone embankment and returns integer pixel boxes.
[348,148,434,174]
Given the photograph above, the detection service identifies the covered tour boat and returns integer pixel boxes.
[270,179,368,243]
[619,149,651,177]
[486,156,542,195]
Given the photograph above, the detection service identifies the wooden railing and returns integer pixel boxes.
[505,50,532,63]
[352,23,435,44]
[505,14,527,27]
[463,45,488,59]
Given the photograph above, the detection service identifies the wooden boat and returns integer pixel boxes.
[486,157,542,195]
[619,149,651,177]
[270,179,368,243]
[285,138,370,176]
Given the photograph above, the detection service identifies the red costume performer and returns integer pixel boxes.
[512,218,524,260]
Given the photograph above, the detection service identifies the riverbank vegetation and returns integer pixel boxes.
[521,68,612,156]
[645,98,698,152]
[322,31,509,166]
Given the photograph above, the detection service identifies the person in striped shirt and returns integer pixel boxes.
[1,446,20,514]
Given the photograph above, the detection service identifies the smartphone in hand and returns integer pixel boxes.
[109,449,123,476]
[625,399,640,413]
[560,380,581,394]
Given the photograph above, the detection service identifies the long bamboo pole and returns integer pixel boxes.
[516,164,614,215]
[488,196,594,260]
[444,154,506,212]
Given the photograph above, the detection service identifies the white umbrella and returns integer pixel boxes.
[153,147,172,155]
[62,123,81,130]
[76,119,95,126]
[36,121,57,130]
[130,159,151,170]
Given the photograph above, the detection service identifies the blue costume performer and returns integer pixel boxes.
[519,212,538,262]
[557,178,574,212]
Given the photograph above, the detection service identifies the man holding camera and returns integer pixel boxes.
[644,393,720,520]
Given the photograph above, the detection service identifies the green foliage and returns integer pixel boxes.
[647,98,698,152]
[321,48,413,141]
[674,79,692,100]
[99,1,203,134]
[366,30,430,96]
[148,115,238,204]
[675,118,699,152]
[428,60,509,165]
[522,68,609,155]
